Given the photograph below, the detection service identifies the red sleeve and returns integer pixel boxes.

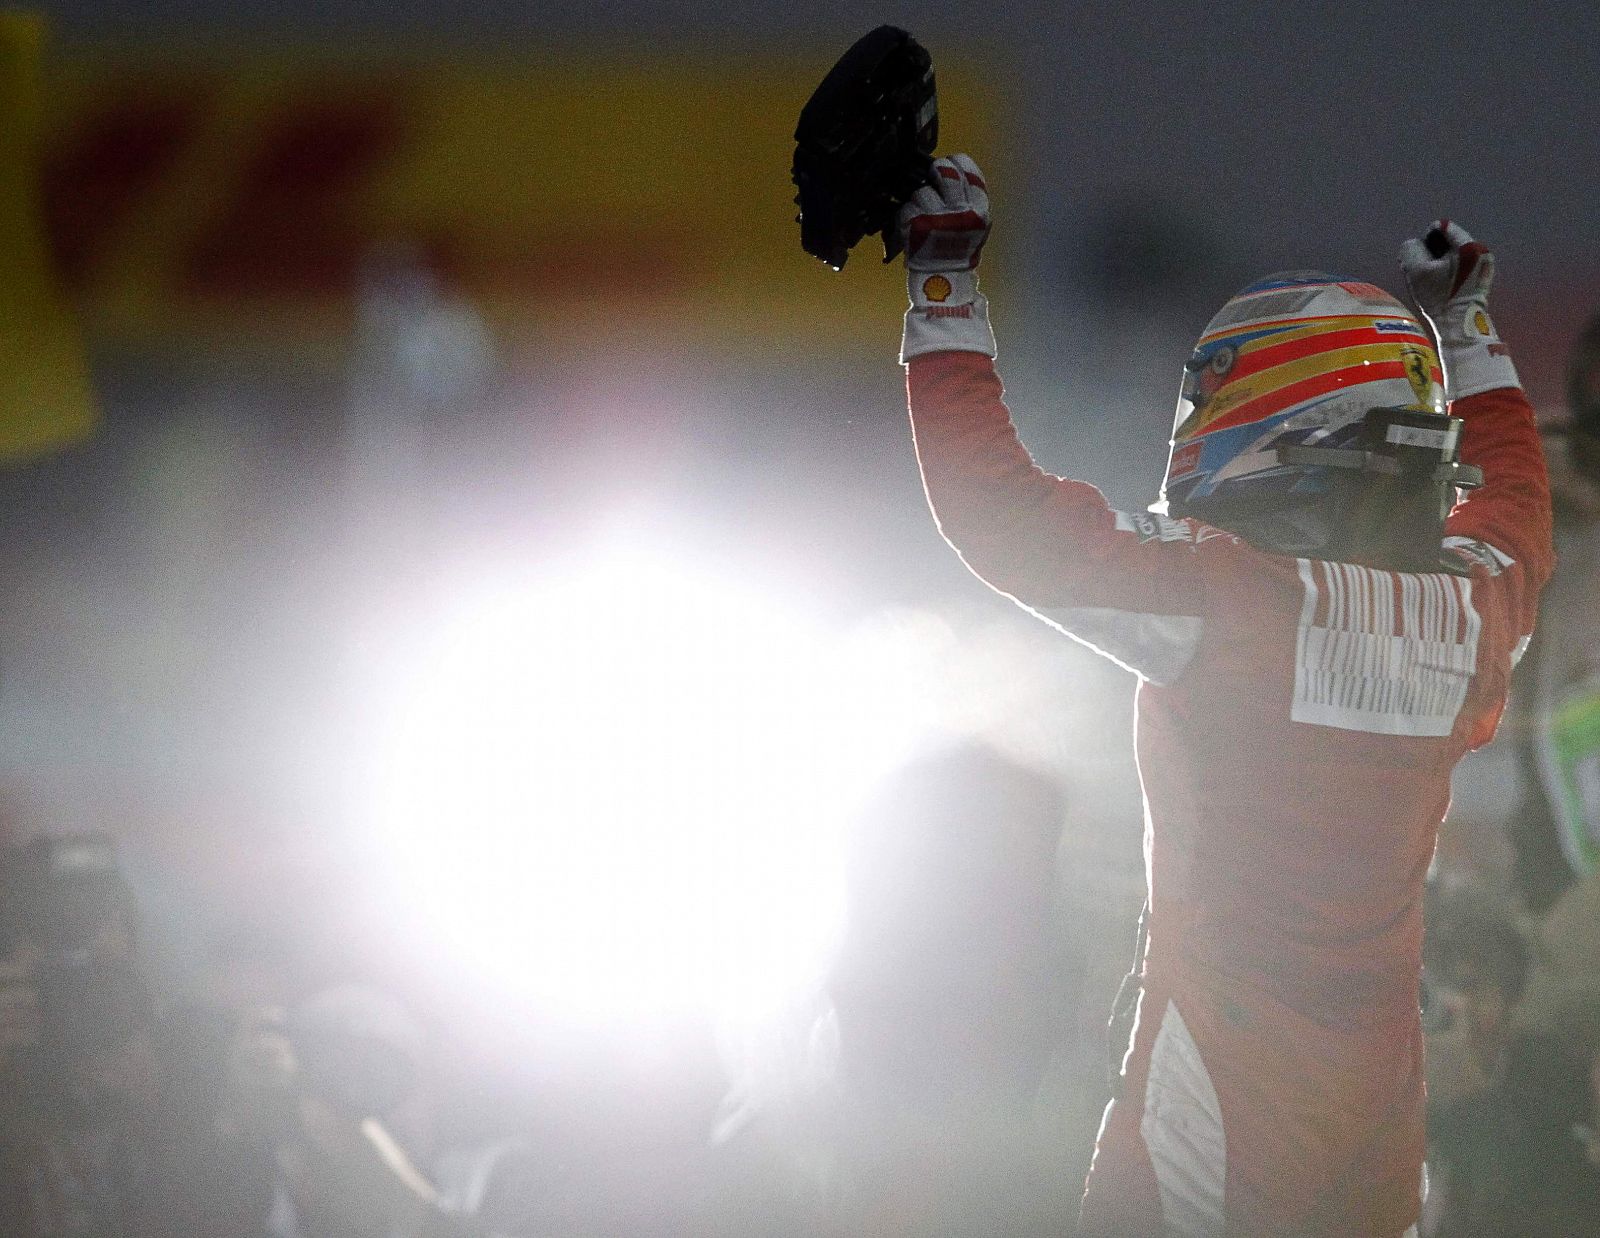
[1443,384,1555,638]
[906,351,1221,680]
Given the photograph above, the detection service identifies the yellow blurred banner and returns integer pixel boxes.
[0,13,96,461]
[38,47,1003,360]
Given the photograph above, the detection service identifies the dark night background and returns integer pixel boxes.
[0,4,1595,1229]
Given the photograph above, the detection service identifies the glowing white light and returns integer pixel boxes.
[367,546,925,1028]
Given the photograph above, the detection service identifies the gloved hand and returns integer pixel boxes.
[1399,220,1520,399]
[898,153,997,362]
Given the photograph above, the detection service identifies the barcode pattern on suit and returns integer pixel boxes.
[1292,559,1480,736]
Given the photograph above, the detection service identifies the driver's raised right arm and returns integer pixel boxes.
[900,157,1215,683]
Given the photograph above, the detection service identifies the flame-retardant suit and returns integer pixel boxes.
[894,157,1552,1236]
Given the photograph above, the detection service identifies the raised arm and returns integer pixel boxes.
[898,157,1217,684]
[1400,221,1554,634]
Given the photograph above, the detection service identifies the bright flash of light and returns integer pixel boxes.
[367,547,931,1029]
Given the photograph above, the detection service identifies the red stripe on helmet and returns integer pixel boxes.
[1193,360,1420,437]
[1225,325,1433,386]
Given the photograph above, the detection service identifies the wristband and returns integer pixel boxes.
[901,269,996,361]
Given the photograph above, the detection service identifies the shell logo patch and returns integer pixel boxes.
[922,274,953,303]
[1473,309,1494,338]
[1401,347,1434,404]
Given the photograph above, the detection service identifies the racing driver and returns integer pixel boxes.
[892,154,1552,1235]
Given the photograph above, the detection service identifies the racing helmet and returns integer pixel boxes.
[1155,272,1483,569]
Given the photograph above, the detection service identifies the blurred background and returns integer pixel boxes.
[3,3,1599,1234]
